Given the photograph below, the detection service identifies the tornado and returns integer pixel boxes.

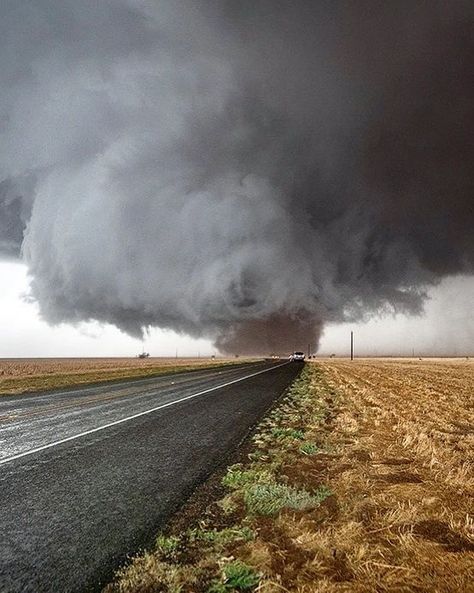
[0,1,472,354]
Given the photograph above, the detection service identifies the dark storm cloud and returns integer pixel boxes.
[0,182,23,257]
[0,1,472,353]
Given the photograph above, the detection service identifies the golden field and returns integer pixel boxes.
[0,357,241,395]
[107,358,474,593]
[298,357,474,592]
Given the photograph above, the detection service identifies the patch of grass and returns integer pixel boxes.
[217,367,333,518]
[188,526,254,546]
[244,483,332,516]
[208,561,260,592]
[299,441,320,455]
[270,427,305,440]
[221,465,274,490]
[218,494,239,515]
[247,450,266,461]
[155,534,180,559]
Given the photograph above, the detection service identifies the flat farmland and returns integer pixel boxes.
[289,357,474,591]
[108,357,473,593]
[0,357,244,395]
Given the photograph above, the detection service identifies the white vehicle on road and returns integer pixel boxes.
[289,351,305,362]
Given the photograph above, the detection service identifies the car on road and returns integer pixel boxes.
[289,351,305,361]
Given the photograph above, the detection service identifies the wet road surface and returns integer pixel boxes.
[0,360,302,593]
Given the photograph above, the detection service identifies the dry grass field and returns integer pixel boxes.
[106,358,473,593]
[299,357,474,592]
[0,357,241,395]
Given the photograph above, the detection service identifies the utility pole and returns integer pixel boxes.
[350,331,354,361]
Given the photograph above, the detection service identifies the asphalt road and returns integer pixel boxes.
[0,360,302,593]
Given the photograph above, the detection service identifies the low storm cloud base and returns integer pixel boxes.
[0,1,473,354]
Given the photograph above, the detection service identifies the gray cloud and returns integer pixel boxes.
[0,1,473,354]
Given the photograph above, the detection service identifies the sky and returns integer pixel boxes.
[0,2,473,356]
[319,275,474,357]
[0,261,214,358]
[1,260,471,358]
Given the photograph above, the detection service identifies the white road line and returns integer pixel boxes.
[2,361,267,400]
[0,362,290,467]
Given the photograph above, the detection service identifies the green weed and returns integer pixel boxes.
[222,465,274,490]
[244,483,332,516]
[208,561,260,592]
[299,442,320,455]
[155,534,180,560]
[270,427,305,440]
[188,526,254,546]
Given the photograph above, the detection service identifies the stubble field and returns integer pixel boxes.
[307,357,474,591]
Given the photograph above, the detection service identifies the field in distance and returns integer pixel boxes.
[0,357,250,396]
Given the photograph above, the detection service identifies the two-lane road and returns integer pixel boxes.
[0,360,302,593]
